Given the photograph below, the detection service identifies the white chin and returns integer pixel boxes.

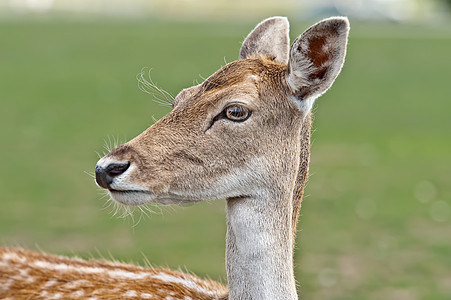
[108,190,154,206]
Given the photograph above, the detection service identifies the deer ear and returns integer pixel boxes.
[287,17,350,112]
[240,17,290,64]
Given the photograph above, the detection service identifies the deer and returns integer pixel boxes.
[0,16,349,299]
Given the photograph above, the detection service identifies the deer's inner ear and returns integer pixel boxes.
[286,17,350,110]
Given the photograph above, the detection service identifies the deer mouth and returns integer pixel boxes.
[108,189,154,206]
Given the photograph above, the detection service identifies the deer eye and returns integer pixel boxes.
[225,105,251,122]
[207,104,252,131]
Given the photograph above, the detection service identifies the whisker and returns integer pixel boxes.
[137,206,149,219]
[103,137,111,153]
[131,210,142,229]
[137,68,174,108]
[97,187,158,229]
[95,151,103,159]
[101,135,125,157]
[84,170,96,179]
[142,204,159,216]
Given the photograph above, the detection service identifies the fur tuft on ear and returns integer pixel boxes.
[240,17,290,64]
[287,17,350,112]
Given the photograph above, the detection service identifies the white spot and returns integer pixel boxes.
[11,269,32,284]
[0,278,14,292]
[2,252,27,263]
[65,279,91,289]
[72,290,85,297]
[153,272,216,296]
[44,279,57,288]
[32,260,152,280]
[39,291,49,298]
[123,290,138,297]
[140,293,153,299]
[50,292,62,299]
[18,269,29,279]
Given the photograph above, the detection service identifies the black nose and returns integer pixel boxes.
[95,162,130,189]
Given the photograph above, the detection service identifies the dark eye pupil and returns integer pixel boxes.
[226,106,248,120]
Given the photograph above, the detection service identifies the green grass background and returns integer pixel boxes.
[1,17,450,299]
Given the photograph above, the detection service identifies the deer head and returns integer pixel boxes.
[95,17,349,213]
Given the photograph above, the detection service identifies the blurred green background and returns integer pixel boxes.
[1,1,450,299]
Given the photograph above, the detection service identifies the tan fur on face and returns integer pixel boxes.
[107,57,303,204]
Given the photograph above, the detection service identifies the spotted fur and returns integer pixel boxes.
[0,248,227,300]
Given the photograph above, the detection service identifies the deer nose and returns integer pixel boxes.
[95,162,130,189]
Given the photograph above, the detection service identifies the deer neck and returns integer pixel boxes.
[226,188,297,299]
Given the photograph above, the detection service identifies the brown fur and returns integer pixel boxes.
[0,247,227,299]
[112,57,298,201]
